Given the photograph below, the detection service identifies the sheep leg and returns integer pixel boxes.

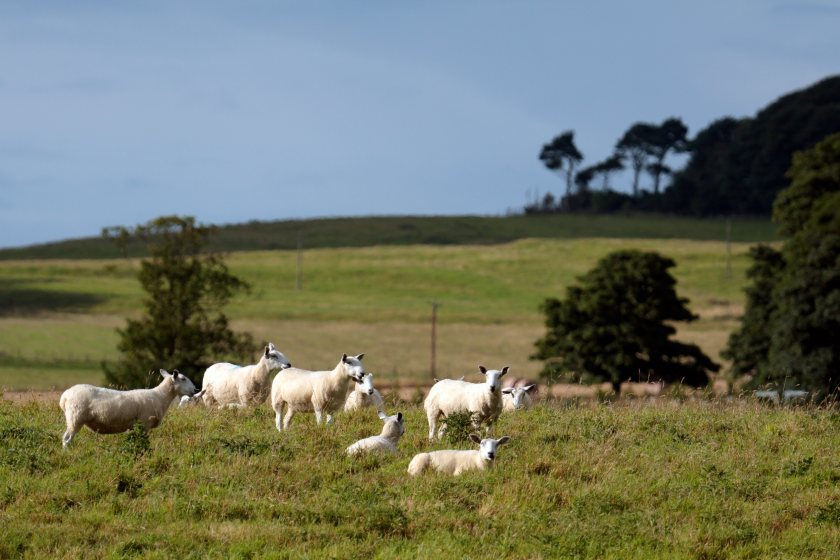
[325,414,334,425]
[283,407,295,430]
[62,416,82,448]
[427,409,438,441]
[275,412,283,432]
[314,410,323,425]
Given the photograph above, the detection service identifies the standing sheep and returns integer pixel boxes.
[343,372,385,413]
[270,353,366,430]
[201,343,292,408]
[502,384,536,412]
[345,411,405,456]
[423,365,509,440]
[407,434,511,476]
[59,369,197,448]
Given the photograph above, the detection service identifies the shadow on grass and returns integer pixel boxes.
[0,279,108,316]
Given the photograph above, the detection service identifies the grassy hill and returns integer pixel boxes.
[1,398,838,558]
[0,214,776,260]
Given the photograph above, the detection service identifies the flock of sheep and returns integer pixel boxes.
[58,343,536,476]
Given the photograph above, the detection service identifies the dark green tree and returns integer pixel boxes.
[615,123,657,197]
[532,250,719,393]
[594,154,624,190]
[103,216,254,388]
[539,131,584,199]
[721,245,784,381]
[647,117,689,195]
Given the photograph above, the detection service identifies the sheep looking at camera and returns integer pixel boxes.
[270,353,366,430]
[502,384,536,412]
[201,343,291,408]
[59,369,197,448]
[407,434,511,476]
[343,373,384,413]
[423,365,509,440]
[346,411,405,456]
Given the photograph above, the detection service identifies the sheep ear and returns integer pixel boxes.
[501,366,510,376]
[524,384,536,392]
[502,388,513,394]
[469,433,482,444]
[396,412,402,421]
[268,342,276,351]
[342,353,348,363]
[265,346,271,358]
[378,411,388,421]
[497,436,511,446]
[159,369,171,378]
[355,353,365,361]
[367,372,373,379]
[478,365,487,374]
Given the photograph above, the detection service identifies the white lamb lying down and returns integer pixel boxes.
[201,343,291,408]
[346,411,405,457]
[270,353,366,430]
[502,384,536,412]
[407,434,511,476]
[59,369,198,448]
[178,389,206,408]
[423,365,509,440]
[343,372,384,413]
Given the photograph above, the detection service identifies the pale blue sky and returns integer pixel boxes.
[1,1,838,248]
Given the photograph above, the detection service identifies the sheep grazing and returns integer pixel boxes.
[407,434,511,476]
[423,365,510,440]
[502,384,536,412]
[201,343,291,408]
[270,353,366,430]
[178,389,206,408]
[345,411,405,456]
[343,372,385,413]
[59,369,197,448]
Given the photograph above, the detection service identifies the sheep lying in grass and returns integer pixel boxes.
[178,389,206,408]
[343,372,384,413]
[59,369,197,448]
[270,353,366,430]
[346,411,405,456]
[407,434,511,476]
[502,384,535,412]
[423,365,509,440]
[201,343,291,408]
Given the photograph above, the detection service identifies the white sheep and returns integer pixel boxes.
[59,369,197,448]
[178,389,206,408]
[270,353,366,430]
[343,372,385,413]
[407,434,511,476]
[423,365,509,440]
[502,384,536,412]
[345,411,405,456]
[201,343,291,408]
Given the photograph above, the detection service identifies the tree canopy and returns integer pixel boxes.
[103,215,254,388]
[532,250,719,393]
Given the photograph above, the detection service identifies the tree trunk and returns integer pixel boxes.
[611,379,621,395]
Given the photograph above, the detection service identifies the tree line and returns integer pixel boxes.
[529,75,840,216]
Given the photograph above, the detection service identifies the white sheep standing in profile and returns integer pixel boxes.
[59,369,198,448]
[270,353,366,430]
[423,365,509,440]
[345,411,405,456]
[343,372,384,413]
[201,343,291,408]
[502,384,536,412]
[407,434,511,476]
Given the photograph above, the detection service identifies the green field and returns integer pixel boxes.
[1,236,760,391]
[2,398,838,558]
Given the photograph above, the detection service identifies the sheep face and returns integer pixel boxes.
[161,369,198,397]
[178,388,206,407]
[378,411,405,436]
[341,353,366,382]
[358,373,375,395]
[470,433,511,462]
[477,365,510,393]
[265,342,292,371]
[502,384,535,409]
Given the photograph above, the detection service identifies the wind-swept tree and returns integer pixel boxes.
[615,123,657,197]
[539,131,584,199]
[594,154,624,191]
[103,216,254,388]
[532,250,719,394]
[647,117,689,194]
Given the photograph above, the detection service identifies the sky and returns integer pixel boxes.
[1,1,839,248]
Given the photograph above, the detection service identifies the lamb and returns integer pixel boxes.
[345,411,405,456]
[270,353,366,430]
[343,372,385,413]
[407,434,511,476]
[502,384,536,412]
[178,389,206,408]
[59,369,197,447]
[423,365,510,440]
[201,343,291,408]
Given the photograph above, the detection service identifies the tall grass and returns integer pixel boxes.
[1,397,838,558]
